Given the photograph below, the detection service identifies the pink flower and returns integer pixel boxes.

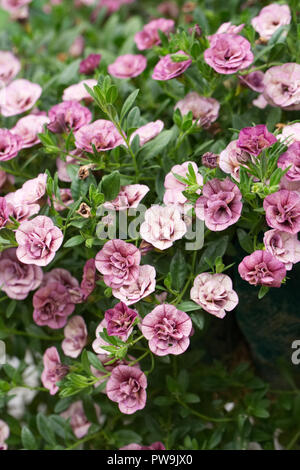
[90,355,132,391]
[237,124,277,157]
[93,318,110,355]
[105,302,138,340]
[48,100,92,133]
[41,347,69,395]
[112,264,156,305]
[263,63,300,111]
[238,250,286,287]
[0,51,20,85]
[219,140,249,182]
[4,192,39,223]
[215,21,244,35]
[152,51,192,81]
[104,184,149,211]
[61,401,102,438]
[79,54,101,75]
[50,188,74,212]
[0,129,23,161]
[140,205,187,250]
[106,365,147,414]
[1,0,31,19]
[80,258,96,299]
[15,215,63,266]
[108,54,147,79]
[69,35,85,57]
[252,94,268,109]
[62,79,97,102]
[33,282,75,329]
[0,79,42,117]
[11,115,50,148]
[263,190,300,234]
[0,420,9,451]
[120,442,165,450]
[16,173,47,204]
[251,4,291,41]
[130,121,164,146]
[95,239,141,289]
[163,161,203,207]
[0,248,43,300]
[204,34,253,74]
[98,0,134,13]
[175,92,220,128]
[42,267,82,304]
[62,315,88,358]
[0,197,9,229]
[56,154,79,182]
[75,119,124,153]
[239,71,265,93]
[195,178,242,231]
[278,123,300,145]
[190,273,239,319]
[264,229,300,271]
[201,152,219,169]
[135,18,175,50]
[141,304,192,356]
[277,142,300,181]
[280,176,300,196]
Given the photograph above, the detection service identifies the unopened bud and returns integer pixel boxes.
[202,152,219,168]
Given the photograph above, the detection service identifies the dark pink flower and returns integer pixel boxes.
[152,51,192,81]
[15,215,63,266]
[277,142,300,181]
[204,34,253,75]
[80,258,96,299]
[95,239,141,289]
[79,54,101,75]
[0,129,23,162]
[75,119,124,153]
[195,178,242,231]
[238,250,286,287]
[237,124,277,157]
[62,316,88,358]
[0,248,43,300]
[105,302,138,340]
[141,304,192,356]
[106,365,147,414]
[263,190,300,234]
[33,282,75,329]
[135,18,174,50]
[0,197,9,229]
[108,54,147,79]
[48,101,92,133]
[41,347,69,395]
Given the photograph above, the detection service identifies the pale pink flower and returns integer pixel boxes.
[0,79,42,117]
[41,347,69,395]
[204,34,253,75]
[152,50,192,81]
[120,442,165,450]
[0,0,31,20]
[93,318,110,355]
[106,365,147,414]
[80,258,96,299]
[130,121,164,146]
[16,173,47,204]
[263,190,300,234]
[141,304,192,356]
[75,119,124,153]
[251,4,291,41]
[0,129,23,162]
[219,140,249,182]
[239,71,265,93]
[5,192,40,223]
[252,94,268,109]
[140,205,187,250]
[61,401,102,439]
[238,250,286,287]
[95,239,141,289]
[104,184,149,211]
[0,420,9,451]
[0,196,9,229]
[264,229,300,271]
[16,215,63,266]
[190,273,239,319]
[280,176,300,196]
[135,18,175,50]
[108,54,147,79]
[278,123,300,145]
[11,115,50,148]
[277,142,300,181]
[98,0,134,13]
[62,316,88,358]
[163,161,203,206]
[69,36,85,58]
[0,248,43,300]
[0,51,20,85]
[62,79,97,102]
[263,63,300,111]
[215,21,244,35]
[112,264,156,305]
[175,92,220,128]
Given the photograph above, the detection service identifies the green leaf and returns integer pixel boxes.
[190,312,205,331]
[21,426,38,450]
[64,235,84,248]
[6,300,17,319]
[87,351,107,372]
[177,301,202,312]
[170,251,187,291]
[139,130,174,161]
[100,171,120,201]
[237,229,253,254]
[36,413,56,446]
[120,89,140,122]
[198,236,229,270]
[258,285,269,299]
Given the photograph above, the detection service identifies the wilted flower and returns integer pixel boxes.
[263,63,300,111]
[77,202,91,218]
[152,51,192,81]
[112,264,156,305]
[41,347,69,395]
[195,178,242,231]
[130,121,164,146]
[106,365,147,414]
[141,304,192,356]
[264,229,300,271]
[175,92,220,128]
[237,124,277,157]
[0,129,23,161]
[190,273,239,318]
[0,79,42,116]
[0,50,20,85]
[33,282,75,329]
[204,34,253,74]
[79,53,101,74]
[251,4,291,41]
[238,250,286,287]
[0,248,43,300]
[134,18,174,50]
[75,119,124,153]
[263,189,300,234]
[108,54,147,79]
[277,142,300,181]
[11,115,50,148]
[62,316,88,358]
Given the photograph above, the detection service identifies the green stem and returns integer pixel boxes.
[177,398,233,423]
[128,350,149,366]
[286,429,300,450]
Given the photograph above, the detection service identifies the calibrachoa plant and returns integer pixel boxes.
[0,0,299,452]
